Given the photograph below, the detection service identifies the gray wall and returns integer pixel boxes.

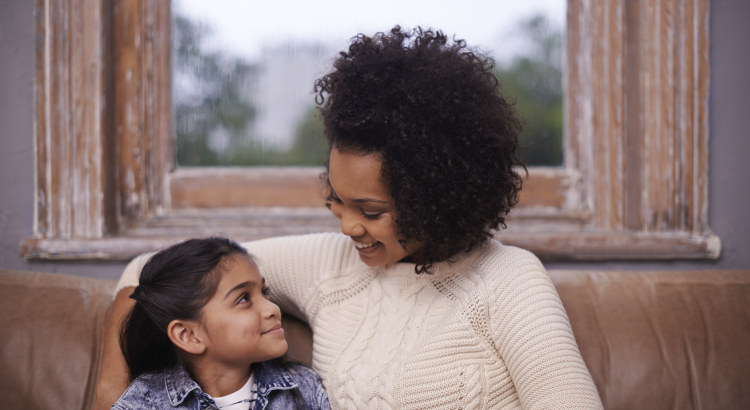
[1,0,748,279]
[0,0,127,279]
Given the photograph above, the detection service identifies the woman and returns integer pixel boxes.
[96,27,603,409]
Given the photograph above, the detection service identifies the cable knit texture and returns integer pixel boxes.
[116,233,603,410]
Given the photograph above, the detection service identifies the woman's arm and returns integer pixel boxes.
[93,287,134,410]
[488,247,603,410]
[242,232,354,323]
[93,252,152,410]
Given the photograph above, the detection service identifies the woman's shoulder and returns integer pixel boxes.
[469,239,551,289]
[473,239,544,270]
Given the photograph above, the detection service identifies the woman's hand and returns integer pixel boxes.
[93,287,135,410]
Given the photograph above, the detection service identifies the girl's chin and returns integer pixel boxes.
[256,341,289,363]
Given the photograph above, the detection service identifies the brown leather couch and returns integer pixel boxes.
[2,268,749,410]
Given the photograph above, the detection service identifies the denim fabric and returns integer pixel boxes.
[112,360,330,410]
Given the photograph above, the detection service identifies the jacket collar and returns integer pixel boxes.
[162,360,298,409]
[253,360,299,410]
[164,364,202,407]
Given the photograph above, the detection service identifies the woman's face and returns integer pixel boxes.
[328,148,420,267]
[198,255,288,366]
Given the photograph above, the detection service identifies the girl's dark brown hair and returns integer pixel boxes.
[119,237,251,380]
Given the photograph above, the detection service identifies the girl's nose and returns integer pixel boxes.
[262,298,281,319]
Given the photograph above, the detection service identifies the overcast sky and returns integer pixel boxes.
[174,0,566,64]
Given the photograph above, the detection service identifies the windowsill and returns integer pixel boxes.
[20,207,720,261]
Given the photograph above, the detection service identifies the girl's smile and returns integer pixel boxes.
[261,323,284,335]
[197,255,288,367]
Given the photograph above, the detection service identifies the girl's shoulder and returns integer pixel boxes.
[256,359,324,388]
[281,360,323,383]
[256,360,330,410]
[111,372,171,410]
[112,368,200,410]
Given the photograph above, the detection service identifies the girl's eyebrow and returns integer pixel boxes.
[224,281,253,300]
[223,277,266,300]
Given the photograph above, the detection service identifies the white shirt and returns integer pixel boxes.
[211,372,258,410]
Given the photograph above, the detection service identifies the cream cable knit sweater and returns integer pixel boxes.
[116,233,603,410]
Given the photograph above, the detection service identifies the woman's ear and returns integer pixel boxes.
[167,319,207,355]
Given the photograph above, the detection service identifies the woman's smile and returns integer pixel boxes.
[327,147,420,267]
[353,240,381,254]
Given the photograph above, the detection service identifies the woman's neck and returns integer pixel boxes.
[186,358,253,398]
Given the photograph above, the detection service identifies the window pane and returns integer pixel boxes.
[173,0,565,167]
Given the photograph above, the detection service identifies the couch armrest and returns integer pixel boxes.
[0,269,116,410]
[550,269,750,410]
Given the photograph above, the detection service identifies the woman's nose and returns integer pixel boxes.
[339,209,366,237]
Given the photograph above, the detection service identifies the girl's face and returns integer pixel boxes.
[328,148,421,267]
[198,255,288,366]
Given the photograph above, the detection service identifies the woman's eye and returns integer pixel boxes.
[325,194,343,210]
[361,210,383,220]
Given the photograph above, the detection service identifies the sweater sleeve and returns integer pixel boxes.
[483,246,603,410]
[241,233,357,323]
[114,233,356,323]
[114,252,156,295]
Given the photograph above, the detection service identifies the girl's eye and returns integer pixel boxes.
[361,210,383,220]
[262,286,271,299]
[237,293,249,304]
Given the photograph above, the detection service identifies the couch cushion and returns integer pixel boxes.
[549,269,750,410]
[3,268,748,410]
[0,269,115,410]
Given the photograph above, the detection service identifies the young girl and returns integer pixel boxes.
[112,237,329,410]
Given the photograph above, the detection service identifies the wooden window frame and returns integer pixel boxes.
[21,0,720,261]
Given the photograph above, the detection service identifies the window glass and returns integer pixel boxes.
[173,0,565,167]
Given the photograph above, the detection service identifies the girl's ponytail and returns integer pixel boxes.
[119,296,176,379]
[118,237,251,379]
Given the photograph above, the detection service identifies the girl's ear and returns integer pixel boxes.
[167,319,207,355]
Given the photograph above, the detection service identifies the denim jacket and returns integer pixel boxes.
[112,360,330,410]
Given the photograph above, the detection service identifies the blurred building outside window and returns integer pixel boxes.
[172,0,566,168]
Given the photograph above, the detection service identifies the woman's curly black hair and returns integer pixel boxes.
[315,26,525,274]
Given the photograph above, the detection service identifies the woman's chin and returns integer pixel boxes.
[357,254,383,267]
